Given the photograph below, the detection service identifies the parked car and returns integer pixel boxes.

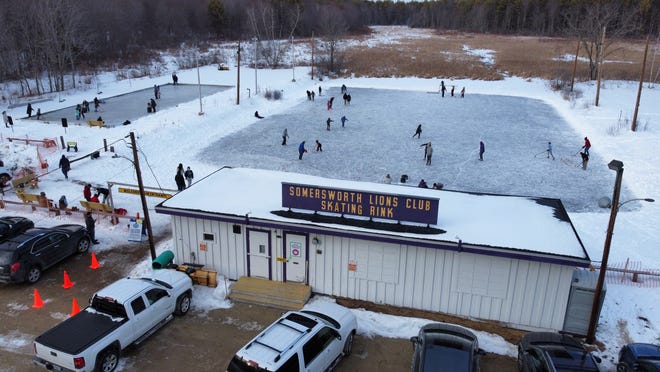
[34,269,193,372]
[0,216,34,242]
[410,322,485,372]
[227,302,357,372]
[0,224,90,284]
[518,332,601,372]
[618,343,660,372]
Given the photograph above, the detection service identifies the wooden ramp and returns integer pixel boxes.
[229,276,311,310]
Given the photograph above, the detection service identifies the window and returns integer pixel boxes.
[259,244,266,254]
[131,297,146,315]
[145,288,168,305]
[277,354,300,372]
[203,233,215,242]
[30,238,51,254]
[303,327,336,366]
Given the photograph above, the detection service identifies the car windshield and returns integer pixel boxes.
[544,346,599,371]
[423,337,471,371]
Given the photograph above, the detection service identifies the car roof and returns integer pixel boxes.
[0,228,53,250]
[95,270,185,303]
[521,332,583,349]
[626,343,660,357]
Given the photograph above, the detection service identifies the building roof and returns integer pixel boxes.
[156,167,590,266]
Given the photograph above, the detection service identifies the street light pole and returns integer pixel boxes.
[129,132,157,261]
[587,159,623,344]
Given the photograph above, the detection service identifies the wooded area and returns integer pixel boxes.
[0,0,656,97]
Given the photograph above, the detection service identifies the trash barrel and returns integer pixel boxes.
[152,250,174,269]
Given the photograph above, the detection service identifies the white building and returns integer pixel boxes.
[155,167,593,332]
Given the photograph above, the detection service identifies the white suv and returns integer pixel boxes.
[227,302,357,372]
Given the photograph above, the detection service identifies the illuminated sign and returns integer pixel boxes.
[282,183,439,225]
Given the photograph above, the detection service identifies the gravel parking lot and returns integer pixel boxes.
[0,241,517,371]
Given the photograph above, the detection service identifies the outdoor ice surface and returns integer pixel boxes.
[38,84,230,126]
[203,87,631,213]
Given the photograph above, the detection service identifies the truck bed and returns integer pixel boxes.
[35,309,127,355]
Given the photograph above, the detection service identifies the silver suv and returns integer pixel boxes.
[227,302,357,372]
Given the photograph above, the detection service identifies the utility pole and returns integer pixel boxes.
[291,35,296,82]
[311,32,314,80]
[129,132,156,260]
[197,52,203,115]
[254,37,258,94]
[631,35,650,132]
[236,41,241,105]
[595,26,606,107]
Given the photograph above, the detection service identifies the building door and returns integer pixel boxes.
[284,233,307,283]
[247,230,271,279]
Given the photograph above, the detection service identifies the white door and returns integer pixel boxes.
[248,230,270,279]
[284,233,307,283]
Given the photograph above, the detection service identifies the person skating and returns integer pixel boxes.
[85,212,100,244]
[413,124,422,138]
[26,103,34,118]
[451,86,455,97]
[440,81,446,97]
[460,87,465,98]
[326,117,333,131]
[2,111,9,127]
[184,166,194,187]
[298,141,307,160]
[341,115,348,128]
[425,143,433,165]
[58,155,71,179]
[547,142,555,160]
[93,97,100,112]
[282,128,289,145]
[421,142,431,159]
[479,141,485,161]
[172,71,178,85]
[150,98,157,113]
[315,140,323,152]
[582,137,591,155]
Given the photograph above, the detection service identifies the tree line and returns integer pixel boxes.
[0,0,655,97]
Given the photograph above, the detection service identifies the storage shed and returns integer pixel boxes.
[155,167,592,332]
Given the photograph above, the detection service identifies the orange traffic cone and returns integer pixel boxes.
[32,288,44,309]
[62,270,74,289]
[89,252,101,269]
[70,298,80,317]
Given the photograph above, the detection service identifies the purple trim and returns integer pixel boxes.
[156,207,590,268]
[246,228,272,280]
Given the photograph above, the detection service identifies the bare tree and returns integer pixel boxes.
[563,1,640,80]
[317,4,349,75]
[247,0,301,68]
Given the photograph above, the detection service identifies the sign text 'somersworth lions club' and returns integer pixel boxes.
[282,183,439,225]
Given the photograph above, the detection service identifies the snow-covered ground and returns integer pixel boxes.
[1,27,658,370]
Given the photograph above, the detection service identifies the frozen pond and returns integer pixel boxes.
[38,84,230,127]
[203,87,630,212]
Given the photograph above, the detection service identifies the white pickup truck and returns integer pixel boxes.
[33,269,193,372]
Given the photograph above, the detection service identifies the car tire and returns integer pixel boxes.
[96,348,119,372]
[617,363,628,372]
[26,266,42,284]
[343,331,354,356]
[77,237,91,253]
[174,292,191,316]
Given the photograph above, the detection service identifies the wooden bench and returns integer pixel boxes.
[80,200,113,213]
[11,174,39,190]
[16,192,41,204]
[87,120,104,127]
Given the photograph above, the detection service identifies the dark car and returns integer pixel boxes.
[618,343,660,372]
[0,216,34,242]
[518,332,601,372]
[410,322,485,372]
[0,224,90,284]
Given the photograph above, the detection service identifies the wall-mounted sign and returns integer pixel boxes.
[348,260,357,272]
[289,242,302,258]
[199,242,207,251]
[282,183,439,225]
[118,187,172,199]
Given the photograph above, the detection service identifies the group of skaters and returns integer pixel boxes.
[174,163,194,191]
[147,85,160,113]
[439,81,465,98]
